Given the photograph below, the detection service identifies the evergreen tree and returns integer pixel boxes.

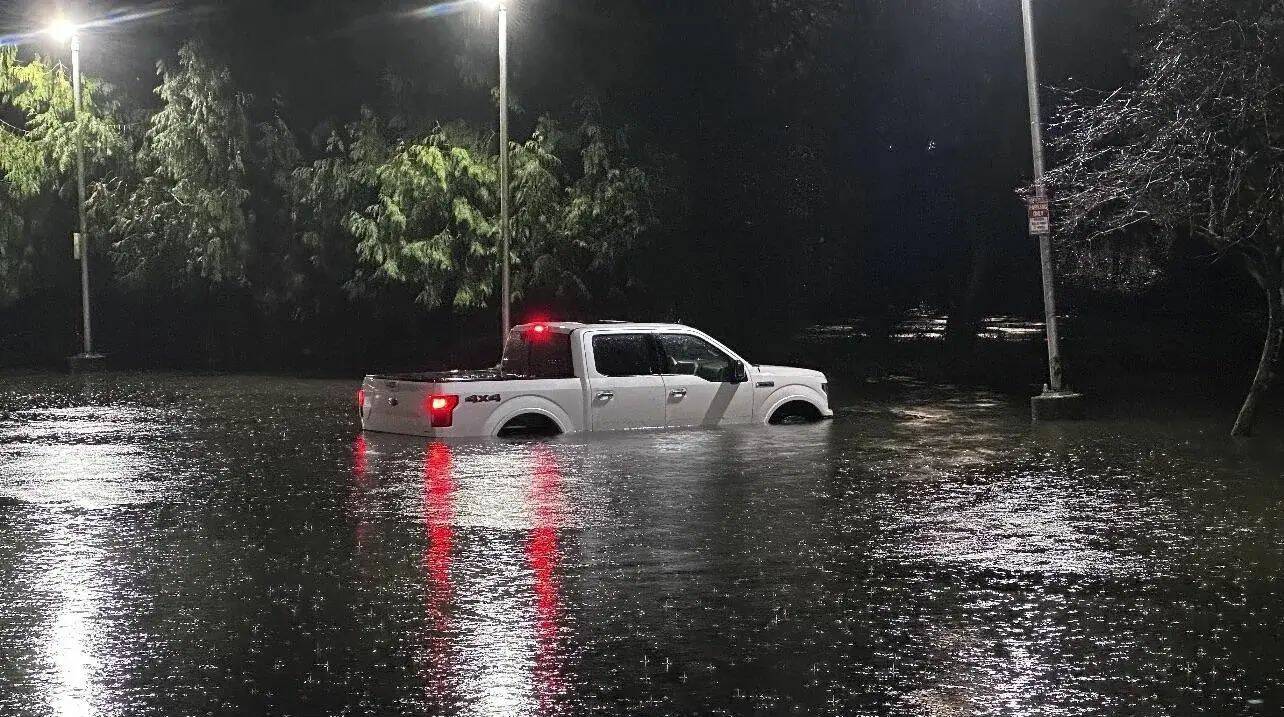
[346,125,498,310]
[106,42,252,289]
[0,45,119,304]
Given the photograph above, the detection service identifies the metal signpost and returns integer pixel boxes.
[64,28,106,371]
[1021,0,1082,420]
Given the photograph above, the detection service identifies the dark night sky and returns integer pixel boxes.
[2,0,1142,320]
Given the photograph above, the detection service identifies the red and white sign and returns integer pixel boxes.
[1028,199,1050,236]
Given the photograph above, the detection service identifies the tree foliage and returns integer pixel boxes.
[105,42,252,288]
[347,124,497,309]
[1050,0,1284,291]
[0,36,676,364]
[0,44,119,304]
[1047,0,1284,435]
[514,108,660,305]
[344,106,663,312]
[258,109,385,317]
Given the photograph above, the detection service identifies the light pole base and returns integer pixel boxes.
[68,353,108,373]
[1031,388,1084,422]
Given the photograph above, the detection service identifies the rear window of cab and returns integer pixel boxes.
[500,328,575,379]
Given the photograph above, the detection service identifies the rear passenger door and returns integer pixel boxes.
[586,332,667,431]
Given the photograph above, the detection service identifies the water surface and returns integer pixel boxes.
[0,372,1281,715]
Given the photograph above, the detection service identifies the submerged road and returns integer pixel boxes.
[0,372,1281,715]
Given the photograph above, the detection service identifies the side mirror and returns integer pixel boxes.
[728,362,749,384]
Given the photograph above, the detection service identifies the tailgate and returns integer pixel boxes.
[361,376,440,435]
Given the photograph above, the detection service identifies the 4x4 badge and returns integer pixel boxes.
[465,394,501,403]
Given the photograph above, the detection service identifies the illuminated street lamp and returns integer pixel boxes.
[47,19,76,44]
[492,0,511,342]
[412,0,512,344]
[47,17,103,369]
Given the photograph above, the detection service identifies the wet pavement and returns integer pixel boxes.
[0,372,1281,715]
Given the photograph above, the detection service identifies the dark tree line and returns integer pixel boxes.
[0,37,673,368]
[2,0,1114,373]
[4,0,1277,430]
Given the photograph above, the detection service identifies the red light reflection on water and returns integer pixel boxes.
[350,435,373,557]
[416,441,569,713]
[527,446,566,711]
[423,443,455,590]
[352,434,368,482]
[422,441,457,701]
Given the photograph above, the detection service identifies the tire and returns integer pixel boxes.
[497,413,562,438]
[768,401,823,426]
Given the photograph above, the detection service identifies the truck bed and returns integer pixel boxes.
[369,368,506,383]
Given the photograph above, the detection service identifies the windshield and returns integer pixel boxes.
[500,329,575,379]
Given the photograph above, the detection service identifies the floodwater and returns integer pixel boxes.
[0,372,1281,716]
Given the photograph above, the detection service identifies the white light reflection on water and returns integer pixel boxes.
[3,444,150,509]
[424,442,569,716]
[2,407,155,442]
[899,477,1132,575]
[869,394,1137,577]
[45,543,100,717]
[449,443,569,717]
[804,314,1050,344]
[0,404,155,717]
[866,394,1148,716]
[355,439,570,716]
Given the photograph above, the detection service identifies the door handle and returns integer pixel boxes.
[669,388,687,398]
[596,391,615,400]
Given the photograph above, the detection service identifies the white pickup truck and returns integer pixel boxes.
[358,321,832,438]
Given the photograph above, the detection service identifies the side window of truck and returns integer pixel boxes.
[657,334,734,382]
[592,334,656,377]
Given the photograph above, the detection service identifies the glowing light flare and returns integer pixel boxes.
[524,321,552,342]
[409,0,487,19]
[0,7,169,47]
[42,7,170,43]
[46,19,77,44]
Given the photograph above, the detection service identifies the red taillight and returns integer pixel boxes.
[425,394,460,428]
[356,389,365,410]
[532,324,547,334]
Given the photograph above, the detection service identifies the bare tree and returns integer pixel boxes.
[1046,0,1284,436]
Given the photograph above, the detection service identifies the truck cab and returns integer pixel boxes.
[359,322,832,438]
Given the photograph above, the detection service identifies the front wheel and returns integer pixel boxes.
[768,401,824,425]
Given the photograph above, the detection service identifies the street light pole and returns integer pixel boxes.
[1020,0,1081,419]
[70,31,94,359]
[497,1,511,342]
